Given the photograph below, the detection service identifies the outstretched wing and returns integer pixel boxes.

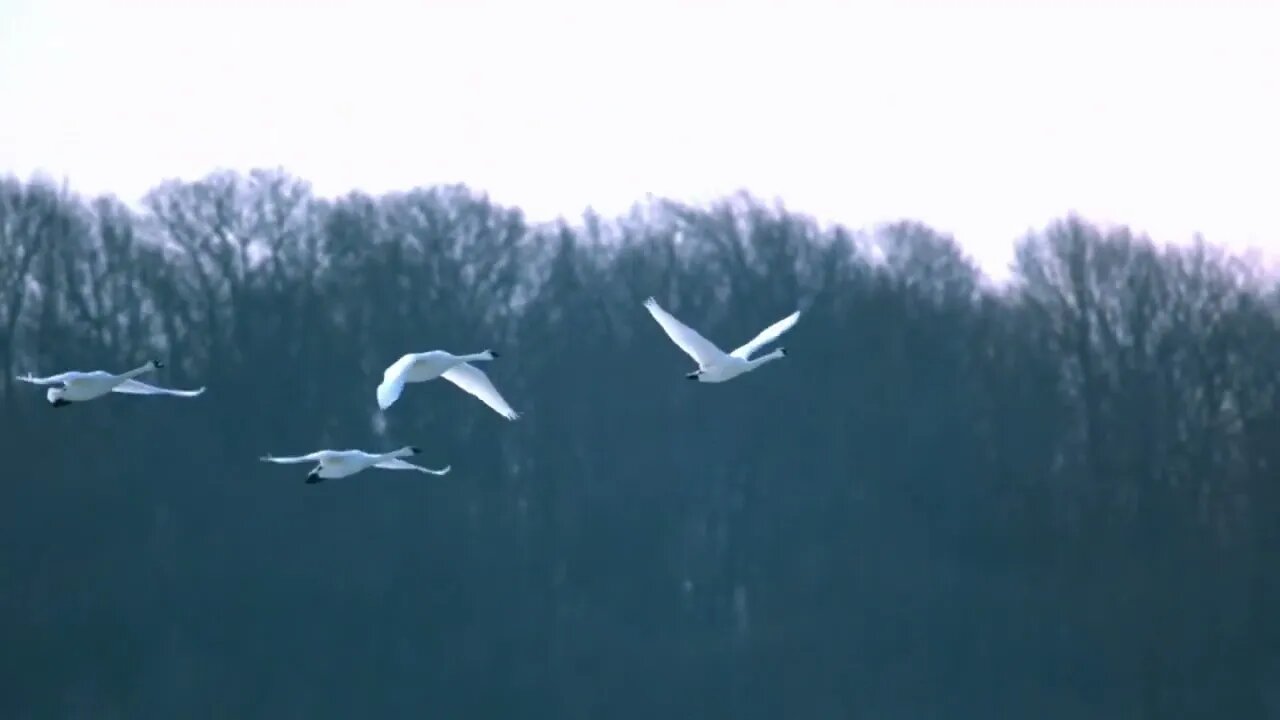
[374,458,452,475]
[111,379,206,397]
[261,452,326,464]
[376,355,414,410]
[441,363,520,420]
[643,297,728,366]
[729,310,801,360]
[15,372,75,386]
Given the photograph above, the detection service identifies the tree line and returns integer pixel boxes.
[1,168,1276,718]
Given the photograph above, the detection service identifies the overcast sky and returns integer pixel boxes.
[1,0,1277,276]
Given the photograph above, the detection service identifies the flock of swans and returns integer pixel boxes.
[16,297,802,484]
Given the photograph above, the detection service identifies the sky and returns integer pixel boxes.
[1,0,1277,277]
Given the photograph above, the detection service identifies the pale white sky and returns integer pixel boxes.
[1,0,1277,276]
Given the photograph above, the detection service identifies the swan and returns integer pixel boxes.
[376,349,519,420]
[259,446,451,484]
[643,296,801,383]
[15,360,206,406]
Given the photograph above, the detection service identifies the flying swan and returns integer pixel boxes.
[376,349,519,420]
[16,360,206,406]
[643,296,801,383]
[259,446,451,484]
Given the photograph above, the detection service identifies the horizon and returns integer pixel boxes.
[11,164,1275,287]
[2,0,1277,279]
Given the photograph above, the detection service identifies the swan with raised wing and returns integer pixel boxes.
[643,297,801,383]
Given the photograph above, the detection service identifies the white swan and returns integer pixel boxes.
[643,296,801,383]
[16,360,206,406]
[259,446,451,484]
[376,349,519,420]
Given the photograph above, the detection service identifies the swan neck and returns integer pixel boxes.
[749,349,784,367]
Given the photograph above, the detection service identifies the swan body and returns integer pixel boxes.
[16,360,206,406]
[643,297,800,383]
[259,445,451,484]
[376,349,519,420]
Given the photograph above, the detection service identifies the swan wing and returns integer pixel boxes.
[374,458,452,475]
[16,372,75,386]
[441,362,520,420]
[376,355,416,409]
[643,297,728,366]
[730,310,801,360]
[376,375,407,410]
[112,379,206,397]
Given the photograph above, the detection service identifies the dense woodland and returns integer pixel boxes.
[1,168,1278,718]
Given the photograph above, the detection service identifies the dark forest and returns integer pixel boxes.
[2,169,1277,718]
